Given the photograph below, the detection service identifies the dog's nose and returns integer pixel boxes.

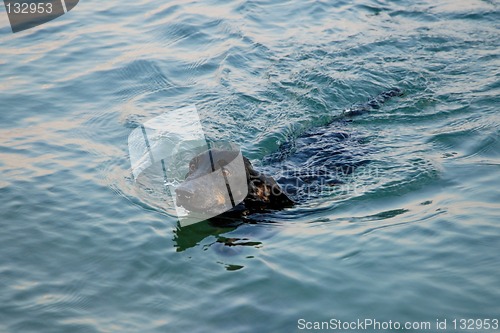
[175,187,195,199]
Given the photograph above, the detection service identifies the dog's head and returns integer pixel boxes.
[175,149,293,215]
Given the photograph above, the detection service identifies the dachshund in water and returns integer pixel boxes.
[175,149,293,216]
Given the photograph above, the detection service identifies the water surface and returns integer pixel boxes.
[1,0,499,332]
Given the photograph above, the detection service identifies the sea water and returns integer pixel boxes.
[0,0,499,332]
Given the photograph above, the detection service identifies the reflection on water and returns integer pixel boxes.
[173,212,275,253]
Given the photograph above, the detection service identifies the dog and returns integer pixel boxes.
[175,149,294,216]
[175,88,403,218]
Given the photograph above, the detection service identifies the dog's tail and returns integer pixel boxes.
[342,87,404,117]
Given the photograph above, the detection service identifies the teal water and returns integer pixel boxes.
[1,0,499,332]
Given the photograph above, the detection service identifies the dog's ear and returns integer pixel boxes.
[264,176,294,208]
[271,185,294,207]
[246,174,294,208]
[243,157,294,209]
